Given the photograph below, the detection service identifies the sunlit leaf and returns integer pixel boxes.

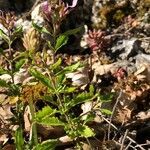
[29,68,53,90]
[56,62,81,76]
[32,22,51,35]
[32,139,57,150]
[68,92,97,108]
[0,29,10,44]
[36,106,57,121]
[15,59,26,72]
[51,58,62,71]
[37,117,64,126]
[55,35,68,51]
[78,125,95,138]
[101,109,112,115]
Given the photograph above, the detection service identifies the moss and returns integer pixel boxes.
[93,0,135,29]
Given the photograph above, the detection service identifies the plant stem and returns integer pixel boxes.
[29,99,38,146]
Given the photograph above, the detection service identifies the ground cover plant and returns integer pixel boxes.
[0,0,150,149]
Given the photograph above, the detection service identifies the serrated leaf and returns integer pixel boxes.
[0,79,9,87]
[55,35,68,51]
[0,29,10,44]
[15,127,24,150]
[101,109,112,115]
[32,22,51,35]
[68,92,96,108]
[15,59,26,72]
[29,68,53,90]
[32,139,57,150]
[63,26,83,36]
[37,117,64,126]
[56,62,81,76]
[78,125,95,138]
[36,106,57,121]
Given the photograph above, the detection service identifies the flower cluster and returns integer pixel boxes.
[86,29,108,52]
[0,11,16,31]
[113,68,127,80]
[41,0,78,32]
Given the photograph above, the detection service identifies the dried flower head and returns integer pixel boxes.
[21,83,48,102]
[113,68,127,80]
[22,28,40,51]
[86,29,108,52]
[0,11,16,31]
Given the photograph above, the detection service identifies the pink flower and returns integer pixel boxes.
[86,29,107,52]
[41,1,52,22]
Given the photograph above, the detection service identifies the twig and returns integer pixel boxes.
[100,115,146,150]
[108,90,123,140]
[124,141,132,150]
[120,129,129,150]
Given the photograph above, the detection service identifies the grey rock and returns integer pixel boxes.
[111,38,142,60]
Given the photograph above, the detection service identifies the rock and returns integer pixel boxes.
[92,60,136,82]
[111,38,142,60]
[135,54,150,82]
[31,2,44,26]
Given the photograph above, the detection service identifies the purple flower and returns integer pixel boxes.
[41,1,52,22]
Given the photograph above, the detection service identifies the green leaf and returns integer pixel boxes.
[56,74,65,85]
[0,68,8,75]
[89,85,94,95]
[29,68,53,90]
[47,41,55,51]
[98,93,114,102]
[32,139,57,150]
[68,92,97,108]
[101,109,112,115]
[0,48,3,53]
[55,35,68,51]
[0,79,9,87]
[64,62,81,72]
[36,106,57,121]
[0,29,10,44]
[11,26,23,42]
[15,59,26,72]
[63,87,76,93]
[15,127,24,150]
[37,117,64,126]
[51,58,62,70]
[63,26,83,36]
[32,22,51,35]
[78,125,95,138]
[56,62,81,76]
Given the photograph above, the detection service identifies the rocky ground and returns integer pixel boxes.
[0,0,150,149]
